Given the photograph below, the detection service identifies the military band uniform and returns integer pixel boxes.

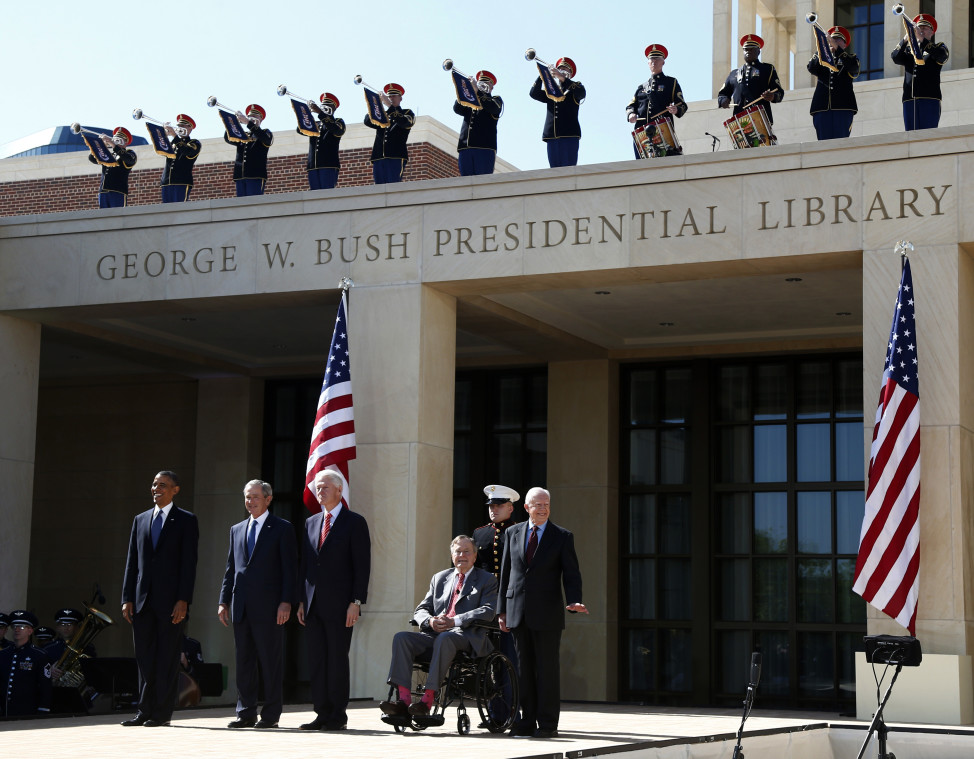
[307,114,346,190]
[808,47,860,140]
[530,76,585,168]
[892,36,949,131]
[717,61,784,124]
[454,93,503,176]
[1,611,53,717]
[90,146,137,209]
[364,106,415,185]
[225,123,273,197]
[625,74,687,157]
[161,135,202,203]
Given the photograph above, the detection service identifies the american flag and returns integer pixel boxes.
[852,256,920,634]
[303,291,356,513]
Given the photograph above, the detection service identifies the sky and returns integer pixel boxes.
[3,1,722,171]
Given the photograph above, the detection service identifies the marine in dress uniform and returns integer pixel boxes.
[529,56,585,168]
[89,127,137,209]
[364,83,415,185]
[454,70,503,176]
[224,104,274,197]
[0,610,53,717]
[161,114,201,203]
[306,93,346,190]
[717,34,784,124]
[891,13,949,131]
[808,26,860,140]
[626,44,687,157]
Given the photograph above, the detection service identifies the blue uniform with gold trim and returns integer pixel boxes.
[529,76,585,168]
[717,61,784,123]
[892,37,949,130]
[1,643,53,716]
[808,50,859,140]
[364,106,415,184]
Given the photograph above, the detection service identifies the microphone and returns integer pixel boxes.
[748,651,762,689]
[704,131,721,152]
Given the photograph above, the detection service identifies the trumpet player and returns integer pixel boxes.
[224,104,274,197]
[364,83,415,184]
[892,13,949,131]
[529,56,585,168]
[306,93,346,190]
[717,35,784,124]
[626,44,687,157]
[454,70,503,176]
[807,26,859,140]
[89,127,138,209]
[161,114,201,203]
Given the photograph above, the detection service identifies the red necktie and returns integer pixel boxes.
[446,572,465,617]
[526,526,539,564]
[318,512,332,549]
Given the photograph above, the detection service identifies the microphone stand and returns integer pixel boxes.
[732,653,761,759]
[704,132,721,152]
[856,661,904,759]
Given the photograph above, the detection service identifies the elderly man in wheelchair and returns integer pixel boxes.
[379,534,518,734]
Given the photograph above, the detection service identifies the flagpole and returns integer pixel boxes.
[894,239,913,265]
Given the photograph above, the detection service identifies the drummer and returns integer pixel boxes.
[717,34,784,125]
[625,44,687,157]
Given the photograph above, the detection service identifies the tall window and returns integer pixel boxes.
[835,0,886,79]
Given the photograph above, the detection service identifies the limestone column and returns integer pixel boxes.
[0,315,41,611]
[546,359,619,700]
[713,0,734,96]
[940,0,966,72]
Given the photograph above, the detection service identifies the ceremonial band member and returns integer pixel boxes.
[892,13,949,131]
[454,70,503,176]
[90,127,137,209]
[0,610,53,717]
[529,57,585,168]
[161,114,201,203]
[364,83,415,185]
[808,26,859,140]
[306,93,346,190]
[626,44,687,157]
[0,613,10,650]
[224,104,274,197]
[717,34,784,124]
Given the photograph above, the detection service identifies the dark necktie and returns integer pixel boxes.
[446,572,465,617]
[151,510,163,549]
[526,526,539,564]
[246,519,257,559]
[318,512,332,549]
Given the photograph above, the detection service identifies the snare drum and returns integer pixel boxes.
[632,116,682,159]
[723,103,777,149]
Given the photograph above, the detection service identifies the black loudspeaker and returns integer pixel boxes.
[864,635,923,667]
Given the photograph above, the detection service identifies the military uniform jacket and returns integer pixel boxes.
[364,107,415,162]
[454,94,503,151]
[473,519,516,576]
[1,643,53,716]
[626,74,688,128]
[306,115,347,170]
[717,61,784,123]
[225,124,274,180]
[162,136,202,186]
[808,51,860,113]
[89,147,137,194]
[530,77,586,140]
[892,38,949,101]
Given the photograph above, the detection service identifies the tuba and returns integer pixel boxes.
[53,603,114,687]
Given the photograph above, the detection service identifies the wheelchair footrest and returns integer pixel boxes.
[413,714,446,728]
[381,715,411,727]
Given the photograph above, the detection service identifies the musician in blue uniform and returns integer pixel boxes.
[808,26,859,140]
[33,627,55,647]
[45,608,96,714]
[626,44,687,157]
[306,93,346,190]
[454,70,503,176]
[892,13,949,131]
[161,114,201,203]
[224,104,274,197]
[0,613,10,650]
[717,34,784,124]
[89,127,137,209]
[530,56,585,168]
[0,610,53,717]
[364,83,415,185]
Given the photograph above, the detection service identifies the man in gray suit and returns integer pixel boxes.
[380,535,498,718]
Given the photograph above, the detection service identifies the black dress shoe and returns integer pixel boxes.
[509,722,535,737]
[379,700,409,716]
[227,717,257,728]
[533,728,558,739]
[299,717,328,730]
[143,719,171,727]
[254,720,279,729]
[120,713,149,726]
[407,701,431,717]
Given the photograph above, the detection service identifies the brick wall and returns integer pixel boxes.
[0,142,460,217]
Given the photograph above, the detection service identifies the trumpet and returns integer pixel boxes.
[805,11,818,24]
[278,84,331,116]
[352,74,381,94]
[524,48,567,73]
[892,3,905,16]
[206,95,240,114]
[132,108,168,126]
[443,59,490,93]
[70,123,111,141]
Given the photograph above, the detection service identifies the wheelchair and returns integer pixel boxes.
[380,623,519,735]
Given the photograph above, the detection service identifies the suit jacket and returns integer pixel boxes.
[498,520,582,631]
[413,566,498,657]
[300,507,371,620]
[220,513,298,624]
[122,506,199,615]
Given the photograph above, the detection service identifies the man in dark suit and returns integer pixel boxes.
[499,487,587,739]
[379,535,497,719]
[297,468,371,730]
[120,470,199,727]
[219,479,298,729]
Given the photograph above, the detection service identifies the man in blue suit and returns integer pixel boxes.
[219,479,298,729]
[120,470,199,727]
[499,487,587,739]
[297,469,371,730]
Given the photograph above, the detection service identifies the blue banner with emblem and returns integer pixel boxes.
[144,121,176,159]
[451,70,481,110]
[290,98,320,137]
[900,15,926,65]
[811,23,839,73]
[82,132,118,167]
[536,61,566,102]
[364,88,389,127]
[218,108,250,143]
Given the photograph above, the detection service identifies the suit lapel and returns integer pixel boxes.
[308,512,323,553]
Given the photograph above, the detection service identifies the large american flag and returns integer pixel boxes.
[303,291,356,513]
[852,256,920,634]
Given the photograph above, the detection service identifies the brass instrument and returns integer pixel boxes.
[277,84,331,116]
[131,108,168,127]
[53,602,114,688]
[524,48,558,71]
[205,95,242,114]
[352,74,382,94]
[443,59,490,94]
[892,3,906,16]
[892,3,926,65]
[70,122,111,141]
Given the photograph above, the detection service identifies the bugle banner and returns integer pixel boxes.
[899,13,925,65]
[82,132,118,167]
[811,23,839,72]
[364,87,389,127]
[290,99,319,137]
[144,121,176,158]
[451,69,481,110]
[536,61,566,102]
[219,109,250,143]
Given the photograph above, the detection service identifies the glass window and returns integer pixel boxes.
[493,432,523,484]
[719,558,749,621]
[718,630,750,693]
[718,366,749,422]
[660,629,692,692]
[754,492,787,553]
[797,491,832,553]
[453,436,470,488]
[628,629,657,691]
[630,429,657,486]
[837,559,866,624]
[628,494,657,554]
[755,364,788,420]
[837,0,886,80]
[494,376,523,428]
[660,495,691,553]
[527,374,547,428]
[755,630,790,696]
[836,359,863,418]
[661,428,689,484]
[754,424,787,482]
[629,558,656,619]
[797,361,831,419]
[663,368,691,423]
[798,558,834,623]
[719,425,750,483]
[660,559,692,619]
[754,558,788,621]
[836,491,865,554]
[630,370,657,425]
[797,423,831,481]
[718,493,750,554]
[835,422,865,481]
[799,631,834,696]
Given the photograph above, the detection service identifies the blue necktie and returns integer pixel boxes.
[151,510,163,549]
[246,520,257,559]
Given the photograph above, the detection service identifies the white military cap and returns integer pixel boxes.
[483,484,520,503]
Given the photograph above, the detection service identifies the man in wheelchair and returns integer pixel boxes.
[380,535,498,722]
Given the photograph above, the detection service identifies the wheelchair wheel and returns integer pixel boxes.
[458,712,470,735]
[476,651,519,733]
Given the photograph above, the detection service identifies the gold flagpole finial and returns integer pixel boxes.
[339,277,354,292]
[894,240,914,263]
